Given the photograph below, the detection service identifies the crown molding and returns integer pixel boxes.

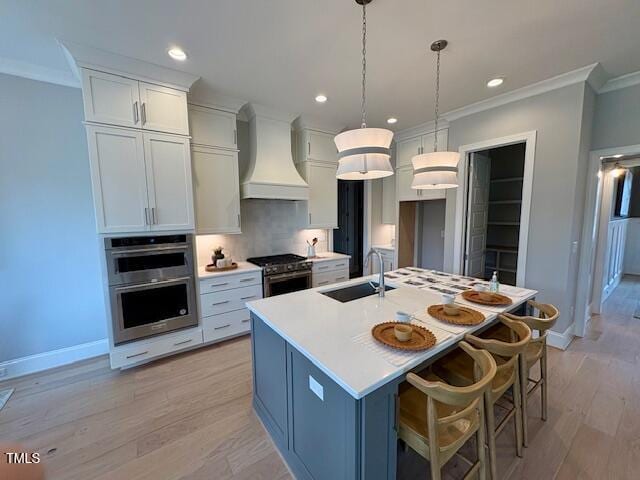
[393,119,446,142]
[187,94,246,114]
[443,63,600,122]
[292,115,344,134]
[0,56,80,88]
[60,40,200,92]
[598,70,640,94]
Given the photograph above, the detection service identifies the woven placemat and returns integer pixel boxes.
[371,322,436,351]
[428,304,485,326]
[461,290,513,306]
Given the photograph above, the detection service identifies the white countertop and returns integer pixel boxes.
[198,261,262,279]
[247,271,537,399]
[307,252,351,263]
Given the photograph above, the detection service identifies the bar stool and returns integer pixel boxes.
[398,341,497,480]
[501,301,559,446]
[433,316,531,480]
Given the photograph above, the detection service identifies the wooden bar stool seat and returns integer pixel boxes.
[398,341,497,480]
[432,316,531,480]
[501,300,559,447]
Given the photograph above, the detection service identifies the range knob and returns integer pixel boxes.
[287,264,294,270]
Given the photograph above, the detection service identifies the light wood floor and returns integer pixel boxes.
[1,275,639,479]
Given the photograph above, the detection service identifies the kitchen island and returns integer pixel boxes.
[246,269,537,480]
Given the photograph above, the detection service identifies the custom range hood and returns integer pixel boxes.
[240,103,309,200]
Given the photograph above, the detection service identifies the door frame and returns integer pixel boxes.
[452,131,537,287]
[573,143,640,337]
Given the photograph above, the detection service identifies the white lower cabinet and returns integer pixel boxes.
[110,327,203,369]
[371,250,395,274]
[312,258,350,287]
[199,270,263,345]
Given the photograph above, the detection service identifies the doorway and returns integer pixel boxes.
[333,180,364,278]
[453,131,536,287]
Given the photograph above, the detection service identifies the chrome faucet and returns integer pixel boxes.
[365,248,386,297]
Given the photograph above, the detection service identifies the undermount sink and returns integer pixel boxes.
[320,282,395,303]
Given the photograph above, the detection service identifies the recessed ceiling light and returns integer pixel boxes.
[487,77,504,88]
[315,94,328,103]
[168,47,187,61]
[387,117,398,124]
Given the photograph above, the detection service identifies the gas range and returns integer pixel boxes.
[247,254,313,297]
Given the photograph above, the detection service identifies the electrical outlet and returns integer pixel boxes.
[0,367,7,378]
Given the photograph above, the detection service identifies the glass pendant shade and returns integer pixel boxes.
[334,127,394,180]
[411,150,459,189]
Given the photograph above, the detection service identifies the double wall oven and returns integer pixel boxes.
[105,234,197,345]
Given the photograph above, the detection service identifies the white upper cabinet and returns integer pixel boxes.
[302,163,338,229]
[81,68,189,135]
[192,146,241,234]
[82,69,141,128]
[396,136,422,168]
[306,130,337,163]
[144,133,194,231]
[86,125,149,233]
[396,167,445,202]
[189,105,237,150]
[382,173,396,224]
[138,82,189,135]
[87,125,193,233]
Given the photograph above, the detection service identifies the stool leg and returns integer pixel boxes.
[427,397,442,480]
[477,401,488,480]
[541,343,548,421]
[519,354,529,448]
[484,393,498,480]
[513,364,524,458]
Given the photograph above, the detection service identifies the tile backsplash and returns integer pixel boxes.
[196,199,329,267]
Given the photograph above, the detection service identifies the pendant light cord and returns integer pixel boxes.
[433,48,440,151]
[361,2,367,129]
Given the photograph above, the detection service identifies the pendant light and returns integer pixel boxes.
[411,40,459,189]
[335,0,394,180]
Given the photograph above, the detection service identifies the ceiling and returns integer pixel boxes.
[2,0,640,130]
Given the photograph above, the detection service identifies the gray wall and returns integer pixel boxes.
[417,200,445,270]
[0,74,107,362]
[445,83,590,331]
[592,83,640,150]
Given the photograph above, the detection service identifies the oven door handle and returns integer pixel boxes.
[110,246,189,256]
[266,270,311,283]
[114,276,191,292]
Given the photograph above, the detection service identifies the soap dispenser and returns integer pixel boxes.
[489,271,500,293]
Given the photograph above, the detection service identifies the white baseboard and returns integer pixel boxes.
[547,324,574,351]
[0,339,109,381]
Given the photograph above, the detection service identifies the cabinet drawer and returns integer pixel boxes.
[200,284,263,317]
[313,268,349,288]
[110,328,203,368]
[199,271,262,293]
[202,309,251,343]
[312,259,349,274]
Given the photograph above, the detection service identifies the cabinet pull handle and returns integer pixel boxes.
[309,213,312,224]
[240,278,254,283]
[151,207,157,224]
[214,324,231,330]
[234,129,237,145]
[174,339,193,346]
[318,281,329,285]
[241,295,255,300]
[141,102,147,124]
[210,282,228,287]
[126,351,149,359]
[241,319,250,323]
[308,142,311,155]
[133,101,139,124]
[144,207,149,225]
[336,276,346,281]
[212,300,230,306]
[237,213,241,227]
[319,266,329,270]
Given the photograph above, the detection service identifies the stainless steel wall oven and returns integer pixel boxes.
[105,234,197,345]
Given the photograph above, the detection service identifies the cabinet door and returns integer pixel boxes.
[382,174,396,224]
[307,163,338,228]
[421,129,449,155]
[139,82,189,135]
[396,136,422,168]
[81,69,141,128]
[306,130,337,163]
[189,105,237,149]
[144,133,194,231]
[192,146,241,234]
[396,167,420,201]
[86,125,148,233]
